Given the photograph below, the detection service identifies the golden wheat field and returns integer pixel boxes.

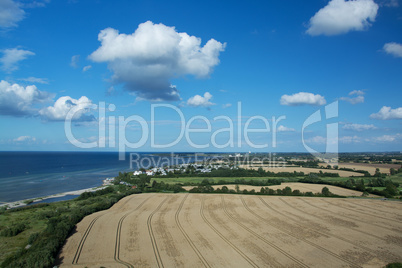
[337,163,401,175]
[182,183,379,197]
[57,193,402,268]
[239,165,363,177]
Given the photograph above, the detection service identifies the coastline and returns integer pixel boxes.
[0,186,106,209]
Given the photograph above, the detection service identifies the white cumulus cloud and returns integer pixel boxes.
[342,123,377,131]
[383,42,402,58]
[70,55,80,68]
[187,92,215,107]
[82,65,92,72]
[13,135,36,142]
[373,134,402,142]
[349,90,364,95]
[340,95,364,104]
[0,80,53,116]
[306,135,327,144]
[277,125,296,132]
[39,96,95,121]
[89,21,226,101]
[280,92,326,106]
[306,0,379,36]
[370,106,402,120]
[0,0,25,29]
[340,90,365,104]
[0,47,35,72]
[339,135,361,143]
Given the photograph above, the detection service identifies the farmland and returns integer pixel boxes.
[337,163,401,175]
[58,193,402,267]
[239,165,364,177]
[183,183,379,197]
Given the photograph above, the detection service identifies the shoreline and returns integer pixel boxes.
[0,186,106,209]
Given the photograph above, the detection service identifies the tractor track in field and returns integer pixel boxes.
[300,198,398,234]
[114,196,152,268]
[72,214,103,264]
[147,196,169,268]
[175,194,210,268]
[221,196,308,268]
[266,197,385,255]
[321,198,402,224]
[239,196,361,267]
[200,196,260,268]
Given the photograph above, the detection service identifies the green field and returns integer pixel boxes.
[0,202,65,264]
[151,176,302,185]
[370,187,402,191]
[388,173,402,184]
[315,177,354,183]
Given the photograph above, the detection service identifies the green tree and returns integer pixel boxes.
[385,183,398,196]
[321,187,330,196]
[283,186,292,196]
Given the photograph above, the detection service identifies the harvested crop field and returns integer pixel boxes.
[58,193,402,267]
[337,163,401,175]
[239,165,363,177]
[183,183,378,197]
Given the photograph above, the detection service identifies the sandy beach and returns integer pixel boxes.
[0,186,106,209]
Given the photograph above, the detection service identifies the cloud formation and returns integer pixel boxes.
[19,77,49,84]
[370,106,402,120]
[339,135,361,143]
[340,90,365,104]
[342,123,376,131]
[13,135,36,142]
[0,0,25,29]
[187,92,215,107]
[373,134,401,142]
[0,80,53,116]
[383,42,402,58]
[306,0,378,36]
[83,65,92,72]
[39,96,95,121]
[382,0,399,7]
[89,21,226,101]
[277,125,296,132]
[0,48,35,72]
[70,55,80,68]
[0,80,95,123]
[280,92,326,106]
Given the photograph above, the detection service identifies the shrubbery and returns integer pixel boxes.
[1,186,140,268]
[0,223,27,237]
[299,175,400,198]
[189,183,342,198]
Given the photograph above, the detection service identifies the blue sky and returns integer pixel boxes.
[0,0,401,152]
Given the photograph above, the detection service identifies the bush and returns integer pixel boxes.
[28,232,40,244]
[1,186,139,268]
[385,263,402,268]
[0,223,26,237]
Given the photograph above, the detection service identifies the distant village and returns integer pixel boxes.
[103,163,236,186]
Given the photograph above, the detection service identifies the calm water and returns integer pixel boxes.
[0,151,200,203]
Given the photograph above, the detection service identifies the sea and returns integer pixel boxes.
[0,151,202,203]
